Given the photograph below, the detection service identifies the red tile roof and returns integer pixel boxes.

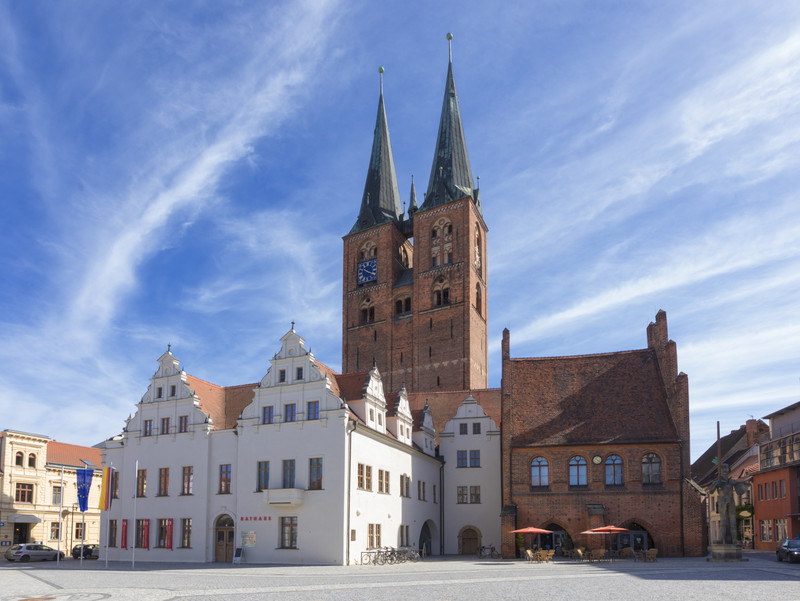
[47,441,102,468]
[407,389,502,437]
[335,371,370,403]
[504,349,679,447]
[185,375,256,430]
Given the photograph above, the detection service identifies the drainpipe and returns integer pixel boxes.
[345,419,354,565]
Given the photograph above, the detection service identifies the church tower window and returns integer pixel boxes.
[360,298,375,323]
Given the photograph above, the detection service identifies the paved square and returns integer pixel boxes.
[1,552,798,601]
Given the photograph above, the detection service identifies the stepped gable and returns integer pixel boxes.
[408,389,501,437]
[507,349,678,447]
[185,374,256,430]
[47,441,102,468]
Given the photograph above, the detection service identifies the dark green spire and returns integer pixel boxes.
[408,174,418,215]
[350,68,402,234]
[421,36,477,213]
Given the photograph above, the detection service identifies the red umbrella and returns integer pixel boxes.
[510,527,554,534]
[510,526,553,552]
[581,526,631,559]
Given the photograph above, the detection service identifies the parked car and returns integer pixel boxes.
[5,544,65,562]
[776,539,800,563]
[71,544,100,559]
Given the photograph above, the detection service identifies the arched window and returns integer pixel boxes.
[531,456,549,487]
[433,277,450,307]
[28,453,36,468]
[15,451,23,466]
[360,297,375,323]
[642,453,662,484]
[569,456,587,486]
[359,241,377,261]
[476,284,482,316]
[395,296,411,315]
[430,217,452,268]
[605,454,624,485]
[474,228,482,273]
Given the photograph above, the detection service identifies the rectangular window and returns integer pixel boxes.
[473,422,481,434]
[108,519,117,547]
[368,523,381,549]
[257,461,270,491]
[765,483,770,500]
[772,481,778,499]
[283,459,296,488]
[433,484,437,503]
[457,450,467,467]
[50,522,60,540]
[378,469,390,494]
[178,415,189,433]
[358,463,365,489]
[279,369,286,382]
[457,486,468,503]
[136,469,147,497]
[296,367,303,380]
[180,518,192,548]
[459,423,468,435]
[157,519,170,548]
[112,470,120,499]
[181,466,193,495]
[52,485,62,505]
[161,417,170,435]
[143,419,153,436]
[280,516,298,549]
[158,467,169,496]
[760,519,772,542]
[405,474,410,497]
[135,519,149,549]
[263,405,274,424]
[470,450,481,467]
[75,522,84,540]
[170,384,176,397]
[309,458,323,490]
[285,403,296,422]
[758,483,763,501]
[219,464,232,494]
[156,387,163,399]
[470,485,481,504]
[307,400,319,420]
[780,479,786,498]
[365,465,372,491]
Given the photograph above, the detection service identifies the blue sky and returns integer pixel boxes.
[2,1,799,461]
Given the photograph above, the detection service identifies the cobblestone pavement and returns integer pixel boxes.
[1,551,798,601]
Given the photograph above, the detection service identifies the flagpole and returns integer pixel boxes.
[132,459,137,571]
[80,505,85,568]
[57,466,64,567]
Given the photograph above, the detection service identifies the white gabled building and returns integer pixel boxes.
[100,328,442,564]
[439,394,501,555]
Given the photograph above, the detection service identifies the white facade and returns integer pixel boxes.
[101,329,443,564]
[439,395,501,554]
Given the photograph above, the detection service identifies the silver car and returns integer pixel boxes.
[4,543,65,562]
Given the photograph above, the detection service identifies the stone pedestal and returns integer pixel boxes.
[707,543,748,562]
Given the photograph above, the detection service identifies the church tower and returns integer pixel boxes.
[343,40,488,396]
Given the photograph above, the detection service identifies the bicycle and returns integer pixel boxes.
[477,544,501,559]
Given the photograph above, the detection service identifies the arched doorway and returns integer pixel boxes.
[615,522,654,552]
[459,527,480,555]
[419,522,432,557]
[536,522,570,555]
[214,515,235,562]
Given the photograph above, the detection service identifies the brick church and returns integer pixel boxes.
[342,44,704,557]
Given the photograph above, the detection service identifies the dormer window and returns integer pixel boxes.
[296,367,303,381]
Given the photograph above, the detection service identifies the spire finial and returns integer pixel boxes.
[167,343,171,353]
[379,65,384,95]
[447,32,453,63]
[291,320,295,331]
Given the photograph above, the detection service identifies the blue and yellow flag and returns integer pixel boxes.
[76,468,93,512]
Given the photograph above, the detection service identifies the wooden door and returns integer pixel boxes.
[214,515,235,562]
[461,528,478,554]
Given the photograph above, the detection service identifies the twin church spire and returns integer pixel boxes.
[350,36,479,235]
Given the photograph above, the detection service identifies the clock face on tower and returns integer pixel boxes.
[357,258,377,285]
